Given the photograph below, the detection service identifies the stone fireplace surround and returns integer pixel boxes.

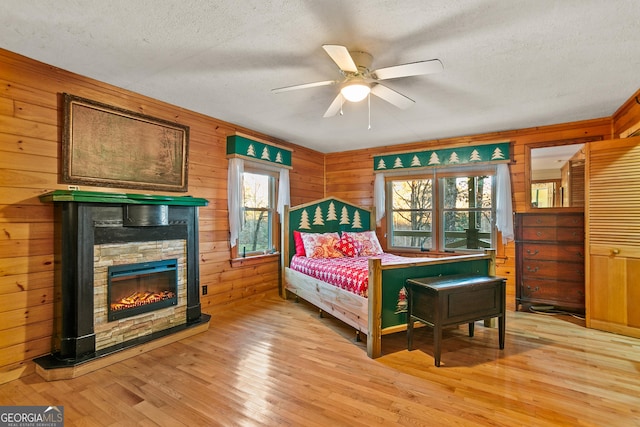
[34,190,209,380]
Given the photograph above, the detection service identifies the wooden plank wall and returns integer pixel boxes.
[1,46,637,385]
[612,87,640,138]
[325,118,614,304]
[0,49,325,383]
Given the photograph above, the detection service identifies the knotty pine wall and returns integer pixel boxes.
[0,49,324,383]
[1,46,638,384]
[612,88,640,138]
[325,118,615,304]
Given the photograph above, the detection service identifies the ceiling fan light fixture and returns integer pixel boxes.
[341,82,371,102]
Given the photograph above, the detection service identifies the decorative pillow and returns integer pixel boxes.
[293,230,306,256]
[346,230,384,256]
[334,233,360,257]
[300,232,344,259]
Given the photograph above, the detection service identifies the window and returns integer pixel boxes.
[390,179,434,250]
[236,168,278,258]
[388,169,496,253]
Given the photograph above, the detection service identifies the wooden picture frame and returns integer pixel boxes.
[62,93,189,192]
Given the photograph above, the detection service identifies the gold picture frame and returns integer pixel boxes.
[62,93,189,192]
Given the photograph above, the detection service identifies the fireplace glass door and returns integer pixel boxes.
[108,259,178,321]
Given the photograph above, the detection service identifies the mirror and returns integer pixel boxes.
[526,143,586,209]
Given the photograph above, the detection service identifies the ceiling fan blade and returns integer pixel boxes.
[272,80,338,94]
[372,59,443,80]
[323,93,343,118]
[322,45,358,73]
[371,84,415,109]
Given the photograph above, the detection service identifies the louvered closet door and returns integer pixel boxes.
[586,136,640,338]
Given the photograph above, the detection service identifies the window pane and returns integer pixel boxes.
[443,176,492,209]
[442,211,493,250]
[239,209,271,254]
[239,170,275,256]
[243,172,271,208]
[442,175,493,251]
[443,177,469,209]
[390,179,433,250]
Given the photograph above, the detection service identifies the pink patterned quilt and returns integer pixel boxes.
[289,253,434,297]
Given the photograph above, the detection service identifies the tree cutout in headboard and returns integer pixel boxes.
[290,198,370,233]
[286,197,374,263]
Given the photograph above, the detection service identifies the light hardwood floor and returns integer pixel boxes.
[1,291,639,426]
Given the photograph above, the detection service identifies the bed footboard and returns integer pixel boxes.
[284,267,369,334]
[367,249,496,358]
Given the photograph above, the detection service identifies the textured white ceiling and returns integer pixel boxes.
[2,0,640,153]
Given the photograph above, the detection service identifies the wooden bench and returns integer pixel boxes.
[406,274,506,367]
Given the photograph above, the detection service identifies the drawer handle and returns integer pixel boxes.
[536,218,542,224]
[526,286,540,293]
[610,248,620,256]
[576,251,583,258]
[536,231,543,237]
[526,249,539,256]
[526,266,539,272]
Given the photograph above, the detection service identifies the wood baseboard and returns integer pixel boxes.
[587,319,640,339]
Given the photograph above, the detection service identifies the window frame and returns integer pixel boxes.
[231,164,279,260]
[386,166,497,254]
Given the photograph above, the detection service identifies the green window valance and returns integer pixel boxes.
[227,134,292,168]
[373,142,510,171]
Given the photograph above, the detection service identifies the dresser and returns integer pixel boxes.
[515,212,585,312]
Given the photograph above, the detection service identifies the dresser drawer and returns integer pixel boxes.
[556,215,584,227]
[519,278,585,307]
[521,243,584,262]
[556,227,583,242]
[521,227,583,242]
[521,227,556,241]
[521,214,584,228]
[522,215,557,227]
[521,259,584,281]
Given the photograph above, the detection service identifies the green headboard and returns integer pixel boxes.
[285,197,374,265]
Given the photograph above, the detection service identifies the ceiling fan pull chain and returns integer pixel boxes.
[340,94,344,116]
[368,93,371,130]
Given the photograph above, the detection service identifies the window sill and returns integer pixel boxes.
[230,252,280,268]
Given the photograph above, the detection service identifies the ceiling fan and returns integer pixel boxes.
[272,45,443,118]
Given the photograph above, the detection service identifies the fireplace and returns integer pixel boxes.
[108,259,178,321]
[35,190,209,377]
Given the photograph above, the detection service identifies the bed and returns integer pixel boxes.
[280,197,497,358]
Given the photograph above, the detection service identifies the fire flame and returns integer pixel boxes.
[111,290,176,311]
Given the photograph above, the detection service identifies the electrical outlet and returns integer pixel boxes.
[202,285,208,295]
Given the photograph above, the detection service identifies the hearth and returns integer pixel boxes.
[35,190,209,377]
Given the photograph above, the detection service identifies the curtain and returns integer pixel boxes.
[496,163,514,244]
[227,157,244,249]
[277,168,290,222]
[374,172,385,226]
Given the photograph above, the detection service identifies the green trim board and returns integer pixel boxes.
[39,190,208,206]
[373,142,510,171]
[227,135,292,168]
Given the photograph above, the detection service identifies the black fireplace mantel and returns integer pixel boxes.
[37,190,208,363]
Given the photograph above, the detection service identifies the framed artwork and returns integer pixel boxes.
[62,93,189,192]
